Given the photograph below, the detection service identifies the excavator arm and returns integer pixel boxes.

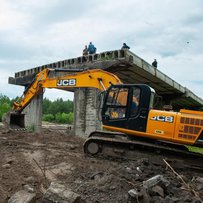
[12,68,49,112]
[13,68,122,112]
[4,68,122,129]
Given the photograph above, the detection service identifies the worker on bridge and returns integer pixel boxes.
[88,42,97,54]
[152,59,158,68]
[121,43,130,50]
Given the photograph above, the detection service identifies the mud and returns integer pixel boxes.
[0,125,202,202]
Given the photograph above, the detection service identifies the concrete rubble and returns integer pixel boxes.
[8,185,36,203]
[42,182,85,203]
[0,128,202,203]
[128,174,202,203]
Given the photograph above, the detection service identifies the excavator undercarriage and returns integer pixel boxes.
[84,131,202,157]
[84,131,203,172]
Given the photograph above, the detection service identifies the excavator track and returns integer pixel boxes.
[84,131,203,173]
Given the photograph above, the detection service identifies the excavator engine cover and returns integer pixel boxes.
[3,112,25,130]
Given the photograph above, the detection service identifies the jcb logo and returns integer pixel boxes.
[150,116,174,123]
[57,79,76,86]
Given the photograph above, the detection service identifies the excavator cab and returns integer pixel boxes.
[102,84,155,132]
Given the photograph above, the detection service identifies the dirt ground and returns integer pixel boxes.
[0,124,203,203]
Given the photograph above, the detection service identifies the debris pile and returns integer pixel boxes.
[128,174,202,203]
[0,126,202,202]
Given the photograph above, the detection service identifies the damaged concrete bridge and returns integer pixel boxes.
[9,49,203,135]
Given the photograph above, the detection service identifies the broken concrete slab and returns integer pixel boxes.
[192,176,203,184]
[128,188,139,198]
[43,182,85,203]
[143,175,170,189]
[8,190,36,203]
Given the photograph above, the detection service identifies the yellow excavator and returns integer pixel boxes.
[3,67,203,156]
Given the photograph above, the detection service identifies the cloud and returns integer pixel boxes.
[0,0,203,101]
[0,0,29,32]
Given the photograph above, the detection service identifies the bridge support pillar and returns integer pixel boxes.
[73,88,102,137]
[23,92,43,133]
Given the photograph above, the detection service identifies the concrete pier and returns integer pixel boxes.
[74,88,101,136]
[23,93,43,133]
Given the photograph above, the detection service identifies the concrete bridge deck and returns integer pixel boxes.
[9,49,203,109]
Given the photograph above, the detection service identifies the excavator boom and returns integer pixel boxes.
[3,68,122,130]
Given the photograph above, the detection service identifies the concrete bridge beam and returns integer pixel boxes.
[7,49,203,135]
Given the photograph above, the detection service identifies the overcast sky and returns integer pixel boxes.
[0,0,203,101]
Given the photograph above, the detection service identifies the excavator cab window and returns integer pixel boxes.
[105,87,129,119]
[149,89,155,109]
[130,87,141,117]
[103,84,155,131]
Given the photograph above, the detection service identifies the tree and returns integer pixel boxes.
[67,112,74,124]
[0,94,12,122]
[42,114,55,122]
[42,97,74,124]
[43,98,73,115]
[0,94,74,124]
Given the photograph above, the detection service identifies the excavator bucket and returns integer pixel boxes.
[2,112,25,130]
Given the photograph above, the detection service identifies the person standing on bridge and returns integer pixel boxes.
[88,42,97,54]
[83,45,88,56]
[152,59,158,68]
[121,43,130,50]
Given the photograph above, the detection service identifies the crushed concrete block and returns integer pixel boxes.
[143,175,170,189]
[69,144,77,150]
[136,167,142,173]
[192,176,203,184]
[159,176,170,189]
[43,182,85,203]
[128,189,139,198]
[23,185,35,193]
[143,175,163,188]
[8,190,36,203]
[151,185,164,197]
[192,177,203,191]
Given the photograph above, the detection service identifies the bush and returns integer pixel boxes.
[42,114,55,122]
[42,97,74,124]
[67,112,74,124]
[55,112,68,123]
[0,103,11,122]
[0,94,74,124]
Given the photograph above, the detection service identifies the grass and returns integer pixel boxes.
[187,146,203,154]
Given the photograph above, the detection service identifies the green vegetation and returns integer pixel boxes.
[0,94,74,124]
[0,94,13,121]
[187,146,203,154]
[42,98,74,124]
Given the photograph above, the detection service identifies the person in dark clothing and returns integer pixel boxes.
[83,45,88,56]
[121,43,130,50]
[152,59,158,68]
[88,42,97,54]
